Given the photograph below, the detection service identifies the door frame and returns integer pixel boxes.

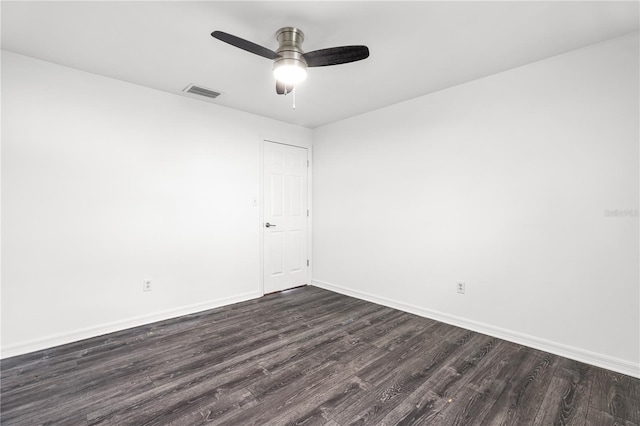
[259,136,312,296]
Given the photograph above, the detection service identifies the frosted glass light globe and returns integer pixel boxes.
[273,63,307,85]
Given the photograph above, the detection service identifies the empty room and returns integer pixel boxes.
[1,1,639,425]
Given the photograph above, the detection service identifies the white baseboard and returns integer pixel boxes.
[312,279,639,379]
[1,291,262,359]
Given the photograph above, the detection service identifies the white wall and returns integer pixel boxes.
[312,34,639,377]
[1,51,312,357]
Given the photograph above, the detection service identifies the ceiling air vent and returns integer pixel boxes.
[183,84,221,100]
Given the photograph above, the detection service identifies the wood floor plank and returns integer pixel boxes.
[350,322,455,388]
[430,341,523,426]
[531,358,592,425]
[258,376,366,425]
[587,368,640,425]
[329,329,479,424]
[145,387,258,426]
[478,347,559,425]
[584,408,638,426]
[381,335,505,426]
[222,356,371,425]
[2,285,639,426]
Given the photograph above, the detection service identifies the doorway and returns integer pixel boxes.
[262,141,309,294]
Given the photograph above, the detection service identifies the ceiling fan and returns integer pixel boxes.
[211,27,369,95]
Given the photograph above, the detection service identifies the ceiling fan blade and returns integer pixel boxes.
[303,45,369,67]
[276,81,295,95]
[211,31,279,60]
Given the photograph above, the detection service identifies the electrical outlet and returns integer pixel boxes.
[143,279,152,292]
[457,282,465,294]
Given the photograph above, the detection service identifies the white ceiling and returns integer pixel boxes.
[2,1,638,128]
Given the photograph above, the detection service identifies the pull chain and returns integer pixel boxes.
[282,85,297,110]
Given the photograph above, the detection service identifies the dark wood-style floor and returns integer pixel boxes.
[1,286,638,425]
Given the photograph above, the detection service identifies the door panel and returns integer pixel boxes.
[269,230,284,276]
[263,142,308,294]
[270,174,284,217]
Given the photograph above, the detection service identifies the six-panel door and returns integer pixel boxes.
[263,141,308,294]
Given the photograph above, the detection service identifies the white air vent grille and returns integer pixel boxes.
[183,84,221,99]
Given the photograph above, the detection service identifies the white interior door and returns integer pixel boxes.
[263,141,308,294]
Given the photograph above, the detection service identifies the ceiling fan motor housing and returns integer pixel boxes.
[274,27,308,72]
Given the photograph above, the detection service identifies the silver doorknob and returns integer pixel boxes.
[265,222,276,228]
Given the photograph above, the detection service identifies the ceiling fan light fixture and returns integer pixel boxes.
[212,26,369,95]
[273,58,307,85]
